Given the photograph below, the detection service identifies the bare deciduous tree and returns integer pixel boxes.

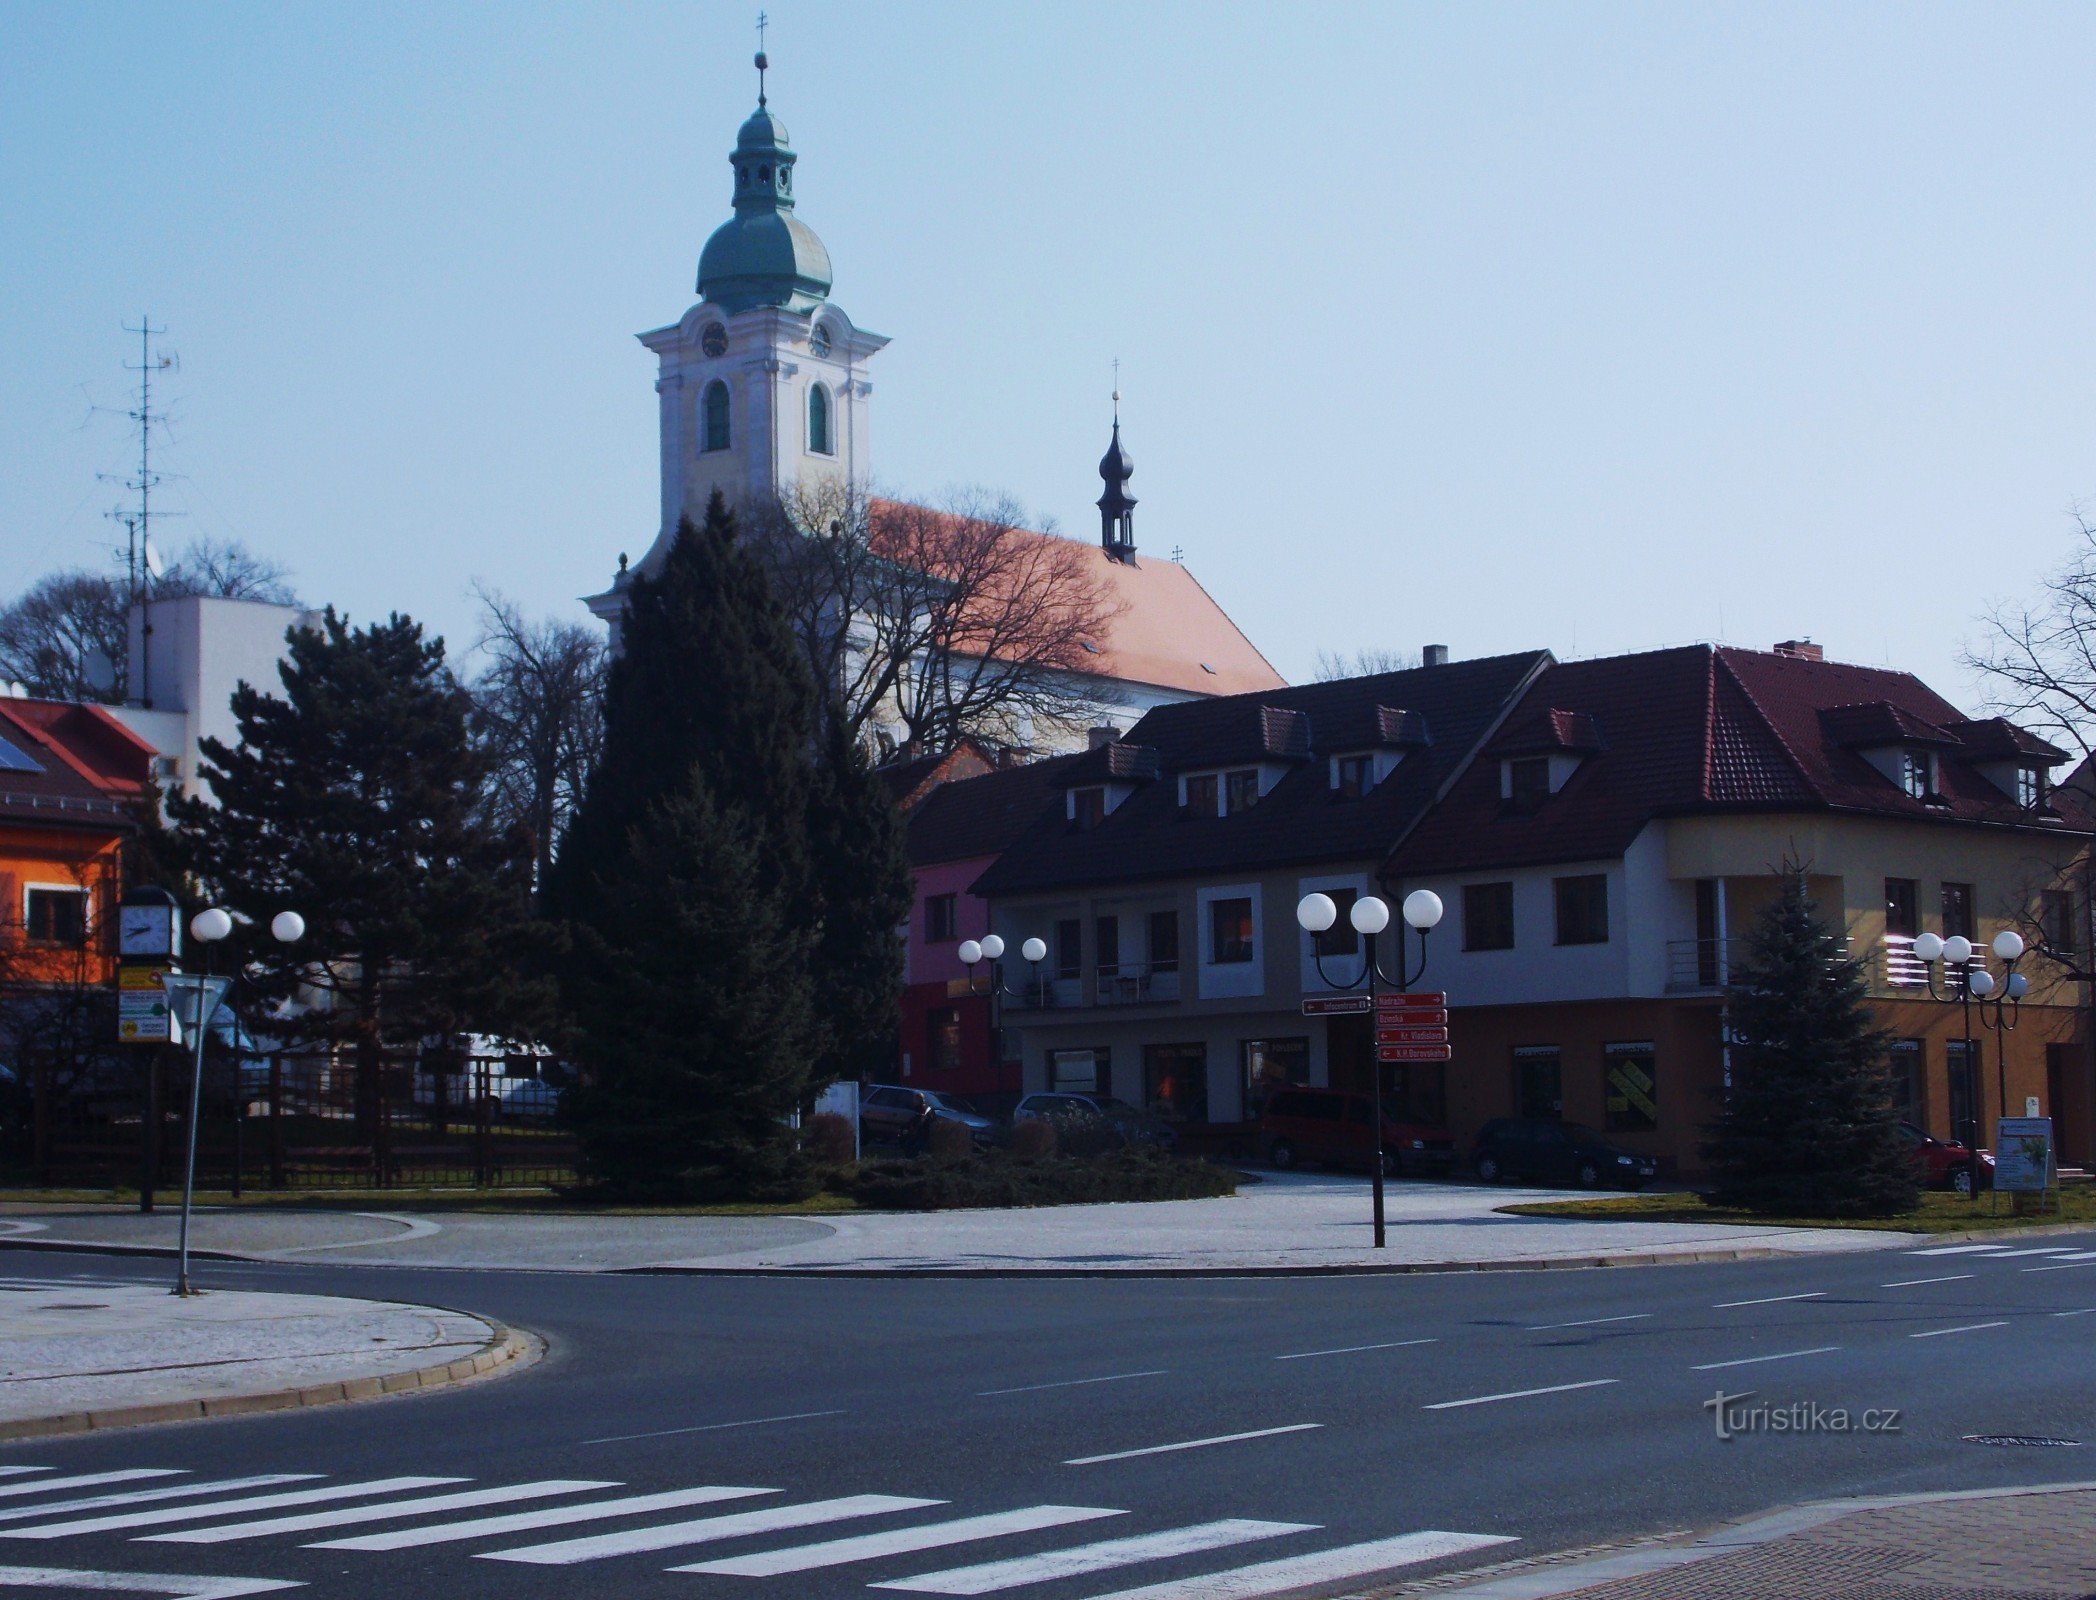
[760,481,1126,756]
[1966,509,2096,762]
[159,536,298,605]
[1313,646,1419,682]
[467,585,607,894]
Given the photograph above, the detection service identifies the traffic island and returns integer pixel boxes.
[0,1282,533,1440]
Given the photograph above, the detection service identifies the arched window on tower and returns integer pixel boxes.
[703,380,730,453]
[808,383,833,456]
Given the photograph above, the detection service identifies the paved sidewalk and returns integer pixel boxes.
[1,1173,1914,1273]
[1415,1482,2096,1599]
[0,1280,527,1439]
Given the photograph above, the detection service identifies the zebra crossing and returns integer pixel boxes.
[1906,1243,2096,1260]
[0,1460,1514,1596]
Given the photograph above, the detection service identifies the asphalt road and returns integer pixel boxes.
[2,1229,2095,1600]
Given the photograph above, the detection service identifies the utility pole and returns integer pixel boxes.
[98,318,180,705]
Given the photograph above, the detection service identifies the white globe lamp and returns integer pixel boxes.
[1296,893,1337,934]
[1350,895,1392,935]
[1403,889,1445,931]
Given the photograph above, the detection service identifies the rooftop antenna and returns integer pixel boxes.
[97,317,182,707]
[755,11,769,105]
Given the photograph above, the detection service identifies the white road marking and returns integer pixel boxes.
[2022,1260,2096,1273]
[1274,1339,1437,1360]
[2053,1307,2096,1317]
[268,1212,442,1256]
[1881,1274,1974,1288]
[5,1479,465,1540]
[978,1371,1167,1396]
[1908,1244,2019,1256]
[1713,1292,1824,1309]
[145,1481,616,1544]
[0,1481,318,1527]
[1424,1380,1618,1411]
[582,1410,844,1445]
[0,1475,183,1503]
[1064,1426,1323,1466]
[310,1486,774,1551]
[871,1519,1311,1595]
[0,1565,300,1596]
[1525,1314,1651,1331]
[477,1494,942,1565]
[1068,1530,1520,1600]
[0,1221,49,1236]
[676,1506,1128,1576]
[1910,1320,2010,1339]
[1982,1247,2083,1259]
[1690,1346,1840,1371]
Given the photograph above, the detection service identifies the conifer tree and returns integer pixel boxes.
[1703,867,1920,1217]
[805,719,912,1090]
[172,610,549,1132]
[554,493,824,1196]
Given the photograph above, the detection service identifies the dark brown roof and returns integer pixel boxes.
[973,651,1551,897]
[1054,741,1163,785]
[904,753,1086,868]
[876,742,996,813]
[1388,646,2093,876]
[0,700,148,830]
[1489,708,1605,757]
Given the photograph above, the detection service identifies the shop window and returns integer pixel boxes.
[1602,1041,1657,1134]
[1143,1042,1207,1123]
[1051,1047,1107,1094]
[1241,1037,1309,1120]
[1515,1045,1562,1119]
[925,1007,962,1074]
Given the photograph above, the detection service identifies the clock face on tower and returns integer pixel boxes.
[701,323,728,358]
[809,323,832,358]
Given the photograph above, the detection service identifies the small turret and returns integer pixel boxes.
[1097,398,1137,564]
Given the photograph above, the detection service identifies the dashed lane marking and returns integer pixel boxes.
[1273,1339,1437,1360]
[1713,1292,1824,1309]
[1910,1321,2010,1339]
[1423,1380,1618,1410]
[582,1411,844,1445]
[1881,1275,1974,1287]
[1063,1426,1323,1466]
[1524,1315,1651,1331]
[1689,1346,1840,1372]
[978,1372,1168,1397]
[870,1518,1312,1595]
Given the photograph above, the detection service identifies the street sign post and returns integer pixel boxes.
[1302,995,1373,1017]
[1377,1042,1452,1063]
[159,972,233,1297]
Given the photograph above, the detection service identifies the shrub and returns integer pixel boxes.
[925,1116,977,1159]
[850,1146,1237,1211]
[1051,1111,1129,1158]
[802,1111,856,1168]
[1009,1116,1058,1162]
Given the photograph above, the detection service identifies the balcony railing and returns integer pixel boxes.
[1666,936,1853,993]
[1094,963,1180,1006]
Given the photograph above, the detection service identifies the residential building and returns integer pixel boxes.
[972,652,1551,1143]
[1383,643,2094,1173]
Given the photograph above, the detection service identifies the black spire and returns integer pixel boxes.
[1097,392,1136,564]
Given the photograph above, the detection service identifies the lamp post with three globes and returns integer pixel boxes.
[958,934,1048,1094]
[1909,927,2028,1204]
[1295,887,1446,1248]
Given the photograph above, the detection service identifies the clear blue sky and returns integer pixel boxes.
[5,2,2096,701]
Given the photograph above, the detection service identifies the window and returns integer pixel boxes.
[1147,910,1179,973]
[1241,1037,1309,1120]
[1603,1041,1657,1134]
[1223,768,1261,815]
[1508,756,1550,812]
[702,380,731,451]
[0,733,43,774]
[1898,749,1931,799]
[1055,918,1083,980]
[807,383,833,455]
[1209,896,1255,964]
[924,893,958,943]
[1463,882,1515,951]
[1095,915,1120,977]
[1554,874,1609,945]
[1071,787,1106,830]
[1314,887,1360,958]
[1885,878,1918,938]
[1143,1043,1207,1123]
[2041,889,2076,952]
[925,1007,962,1074]
[1051,1047,1107,1094]
[1333,753,1373,798]
[1887,1039,1923,1128]
[1514,1046,1562,1119]
[1183,773,1219,816]
[1941,882,1975,942]
[26,888,87,947]
[1694,879,1721,987]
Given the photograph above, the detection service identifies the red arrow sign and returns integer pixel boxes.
[1376,991,1446,1010]
[1376,1008,1446,1027]
[1378,1043,1454,1063]
[1376,1026,1449,1046]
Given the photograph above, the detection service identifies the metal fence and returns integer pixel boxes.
[1,1051,581,1193]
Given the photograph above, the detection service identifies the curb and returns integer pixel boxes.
[0,1318,536,1443]
[622,1246,1796,1278]
[1419,1479,2096,1598]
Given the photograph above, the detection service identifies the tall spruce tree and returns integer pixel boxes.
[554,493,825,1198]
[172,610,550,1133]
[1703,868,1920,1217]
[806,719,913,1089]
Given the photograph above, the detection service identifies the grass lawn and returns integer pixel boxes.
[1498,1187,2096,1233]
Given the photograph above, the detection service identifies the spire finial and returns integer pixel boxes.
[755,12,769,105]
[1111,357,1120,423]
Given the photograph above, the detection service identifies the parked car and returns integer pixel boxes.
[1259,1088,1454,1177]
[1899,1121,1995,1192]
[859,1085,996,1148]
[1472,1118,1656,1189]
[1012,1092,1176,1151]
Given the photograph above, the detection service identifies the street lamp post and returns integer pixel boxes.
[957,935,1047,1094]
[1296,888,1445,1249]
[1910,929,2028,1203]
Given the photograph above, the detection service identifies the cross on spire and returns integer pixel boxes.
[755,12,769,105]
[1111,357,1121,421]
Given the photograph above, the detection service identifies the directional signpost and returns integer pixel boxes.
[1376,991,1450,1062]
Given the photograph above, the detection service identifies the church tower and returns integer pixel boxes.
[1097,405,1137,565]
[596,50,886,620]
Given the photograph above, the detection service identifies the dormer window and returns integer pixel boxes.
[1508,756,1550,813]
[1224,769,1260,815]
[1898,750,1931,800]
[1071,787,1106,830]
[1184,773,1219,815]
[2017,766,2045,809]
[1333,753,1373,799]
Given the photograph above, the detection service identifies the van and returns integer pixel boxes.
[1259,1087,1454,1177]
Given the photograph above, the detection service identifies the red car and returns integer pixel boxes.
[1260,1087,1454,1178]
[1900,1122,1994,1192]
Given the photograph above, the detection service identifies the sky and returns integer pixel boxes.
[5,2,2096,702]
